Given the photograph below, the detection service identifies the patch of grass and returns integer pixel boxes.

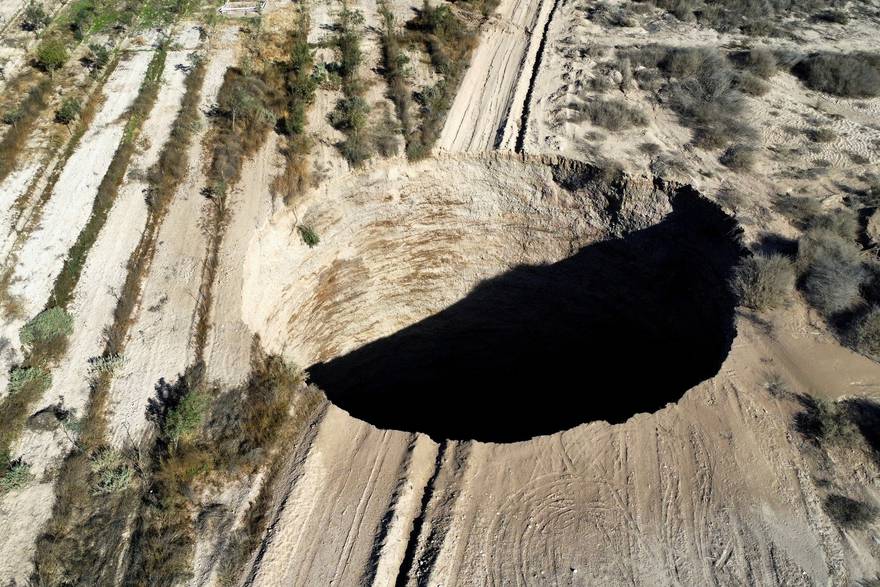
[570,98,648,131]
[20,306,73,358]
[824,494,877,530]
[730,253,795,311]
[0,79,51,184]
[736,72,769,96]
[793,52,880,98]
[0,459,31,493]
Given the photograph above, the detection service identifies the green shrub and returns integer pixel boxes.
[720,144,757,171]
[793,52,880,98]
[2,107,24,127]
[797,229,866,316]
[298,225,319,248]
[824,494,877,529]
[20,307,73,350]
[8,366,51,396]
[86,43,111,73]
[90,448,133,495]
[164,391,207,449]
[55,98,82,125]
[730,253,795,311]
[22,2,50,31]
[0,459,31,492]
[35,38,68,74]
[572,98,648,131]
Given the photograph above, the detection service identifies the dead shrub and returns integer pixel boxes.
[571,98,648,131]
[847,306,880,361]
[808,127,836,143]
[797,228,867,316]
[720,144,758,171]
[730,253,795,311]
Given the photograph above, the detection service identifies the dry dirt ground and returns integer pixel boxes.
[2,0,880,585]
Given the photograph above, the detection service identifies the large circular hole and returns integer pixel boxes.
[243,156,743,442]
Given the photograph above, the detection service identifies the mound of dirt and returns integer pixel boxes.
[243,154,743,441]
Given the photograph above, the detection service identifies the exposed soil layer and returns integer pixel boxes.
[310,188,741,441]
[245,155,743,442]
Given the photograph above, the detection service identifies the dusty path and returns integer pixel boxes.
[437,0,557,153]
[203,136,280,388]
[247,406,437,586]
[106,28,239,446]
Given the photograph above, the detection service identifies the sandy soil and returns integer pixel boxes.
[105,27,239,446]
[437,0,555,152]
[203,135,281,388]
[0,29,204,586]
[0,49,156,403]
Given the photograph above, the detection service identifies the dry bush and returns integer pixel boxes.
[824,494,878,529]
[663,48,753,148]
[720,144,758,171]
[571,98,648,131]
[807,208,858,241]
[773,195,821,229]
[797,228,867,316]
[737,72,769,96]
[808,126,836,143]
[744,47,778,78]
[730,253,795,311]
[0,79,51,183]
[847,306,880,361]
[793,52,880,98]
[795,396,859,444]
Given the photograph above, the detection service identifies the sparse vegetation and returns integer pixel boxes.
[378,2,411,151]
[730,253,795,311]
[796,397,858,444]
[824,494,878,530]
[793,52,880,98]
[808,127,836,143]
[626,46,753,149]
[570,98,648,131]
[329,6,372,166]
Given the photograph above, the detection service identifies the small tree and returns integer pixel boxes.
[55,98,81,126]
[35,38,68,75]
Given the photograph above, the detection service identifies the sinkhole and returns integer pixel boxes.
[243,156,744,442]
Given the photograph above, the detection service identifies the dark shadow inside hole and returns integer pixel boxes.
[308,190,744,442]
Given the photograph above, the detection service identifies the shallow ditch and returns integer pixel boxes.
[244,155,743,442]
